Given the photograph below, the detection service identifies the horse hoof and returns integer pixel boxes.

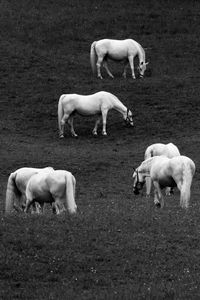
[155,203,161,208]
[59,135,64,139]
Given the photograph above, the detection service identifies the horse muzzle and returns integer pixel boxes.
[133,187,140,195]
[125,120,134,127]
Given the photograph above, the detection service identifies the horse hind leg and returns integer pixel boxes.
[177,181,191,209]
[31,202,43,214]
[59,114,70,138]
[52,199,66,215]
[92,116,101,136]
[103,61,114,78]
[67,116,78,137]
[122,61,129,78]
[96,56,104,79]
[165,187,173,196]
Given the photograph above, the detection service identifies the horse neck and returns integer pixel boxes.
[139,158,153,174]
[111,95,127,116]
[137,44,145,64]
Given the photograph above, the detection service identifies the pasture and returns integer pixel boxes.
[1,0,200,298]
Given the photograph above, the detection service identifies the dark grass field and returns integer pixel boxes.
[1,0,200,298]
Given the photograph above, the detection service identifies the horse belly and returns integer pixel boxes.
[76,102,101,115]
[107,48,127,61]
[30,184,53,203]
[36,191,53,203]
[158,176,176,189]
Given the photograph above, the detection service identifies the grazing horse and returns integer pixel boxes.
[5,167,54,214]
[58,91,134,138]
[90,39,148,79]
[24,170,77,215]
[132,155,195,209]
[144,143,181,196]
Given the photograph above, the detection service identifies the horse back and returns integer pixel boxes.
[96,39,138,59]
[46,170,72,197]
[60,92,112,115]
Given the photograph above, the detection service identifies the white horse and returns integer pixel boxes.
[5,167,55,214]
[90,39,148,79]
[24,170,77,215]
[144,143,181,196]
[58,91,134,138]
[132,155,195,209]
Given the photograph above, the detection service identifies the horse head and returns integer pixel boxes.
[138,61,149,78]
[125,109,134,127]
[132,168,145,195]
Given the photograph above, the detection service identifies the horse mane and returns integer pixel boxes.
[140,157,155,173]
[137,42,146,63]
[109,93,127,113]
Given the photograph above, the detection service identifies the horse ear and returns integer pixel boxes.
[145,62,149,65]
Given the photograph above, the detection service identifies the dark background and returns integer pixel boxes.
[1,0,200,298]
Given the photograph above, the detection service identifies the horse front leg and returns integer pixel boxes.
[153,181,164,208]
[68,116,78,137]
[145,176,152,197]
[24,198,33,213]
[103,61,114,78]
[128,55,136,79]
[101,109,108,135]
[92,116,101,136]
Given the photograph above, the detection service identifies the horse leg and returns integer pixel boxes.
[33,202,43,214]
[103,61,114,78]
[92,116,101,135]
[122,61,129,78]
[59,113,69,138]
[96,56,104,79]
[153,181,164,208]
[165,187,173,196]
[145,176,152,197]
[101,109,108,135]
[52,199,66,214]
[177,180,190,209]
[67,116,78,137]
[51,202,57,214]
[128,55,136,79]
[24,198,34,213]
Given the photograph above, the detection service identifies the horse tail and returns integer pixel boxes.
[90,41,97,74]
[58,95,65,133]
[65,172,77,214]
[144,146,154,160]
[180,161,195,209]
[5,172,18,213]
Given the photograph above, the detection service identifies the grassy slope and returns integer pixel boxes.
[1,0,200,299]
